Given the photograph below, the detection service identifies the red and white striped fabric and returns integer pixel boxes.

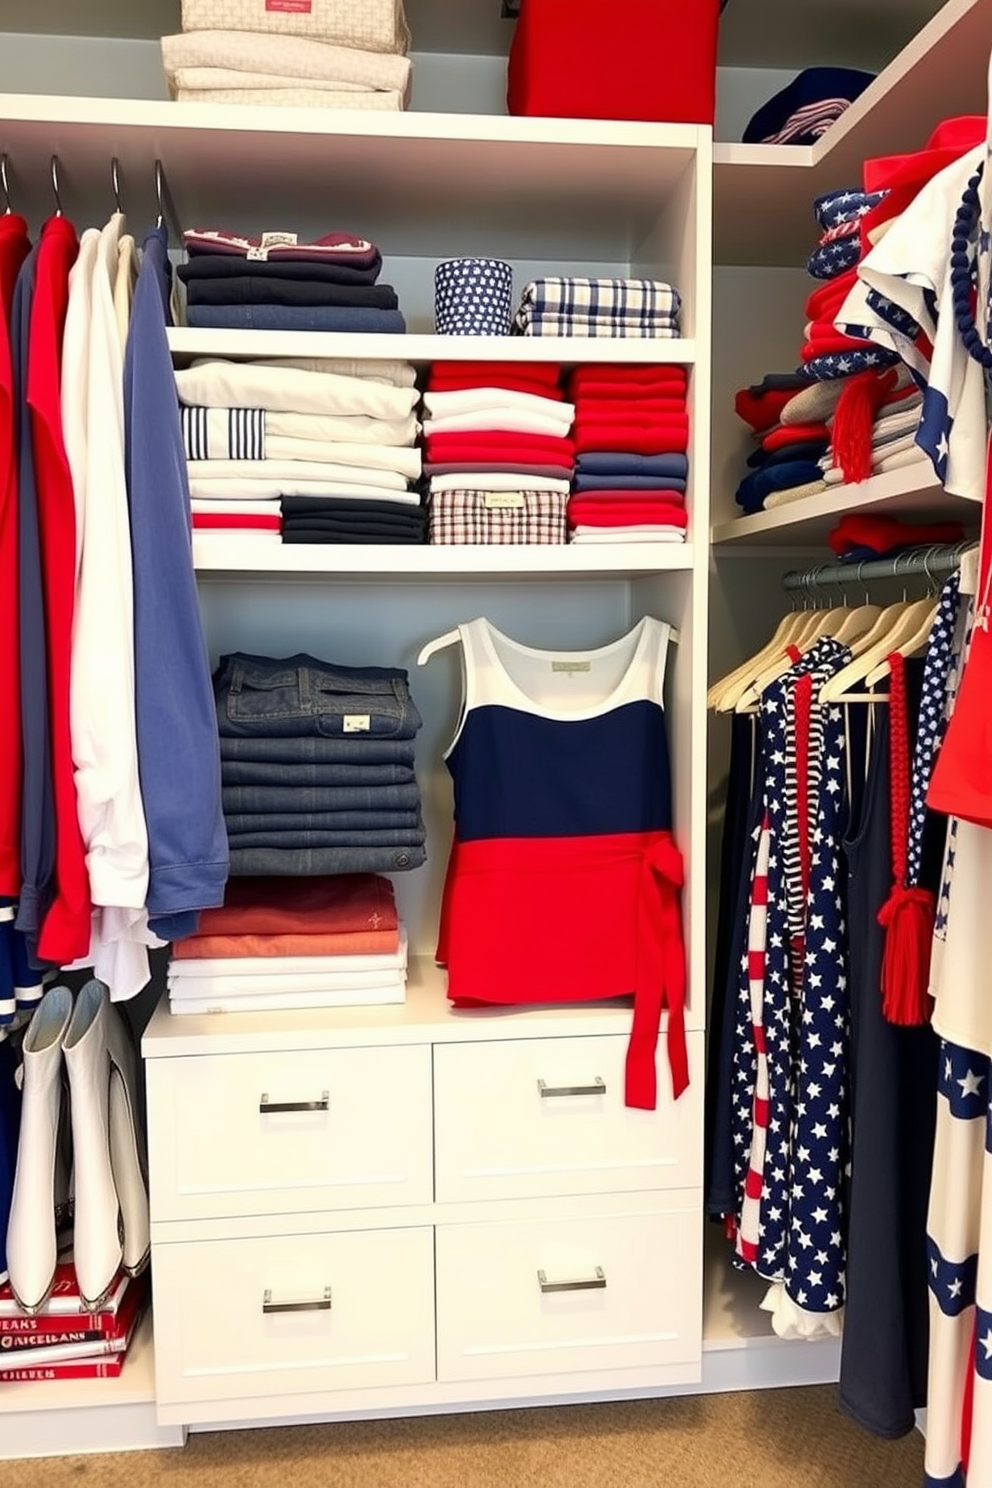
[735,815,772,1269]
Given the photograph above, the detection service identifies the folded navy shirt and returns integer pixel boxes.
[185,277,399,309]
[178,256,382,287]
[735,459,824,514]
[575,452,689,479]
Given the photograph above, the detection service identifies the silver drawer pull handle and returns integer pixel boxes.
[263,1286,332,1314]
[537,1077,606,1099]
[537,1267,606,1294]
[259,1090,329,1114]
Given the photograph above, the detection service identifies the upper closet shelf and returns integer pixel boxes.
[0,95,704,261]
[711,464,980,548]
[167,329,697,368]
[192,537,695,580]
[714,0,992,265]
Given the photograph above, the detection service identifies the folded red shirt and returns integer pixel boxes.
[568,489,686,504]
[571,382,688,406]
[424,431,575,463]
[733,385,797,434]
[568,364,687,391]
[828,512,965,557]
[804,268,859,322]
[430,360,562,387]
[761,421,831,453]
[573,423,689,456]
[189,873,398,938]
[800,333,876,361]
[192,513,281,531]
[574,397,687,419]
[428,375,568,400]
[567,503,689,528]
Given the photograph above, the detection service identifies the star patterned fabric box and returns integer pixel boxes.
[434,258,514,337]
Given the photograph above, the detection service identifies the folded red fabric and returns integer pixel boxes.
[800,333,876,361]
[567,503,689,528]
[192,513,281,530]
[828,513,965,557]
[424,431,575,463]
[430,360,561,387]
[804,269,859,322]
[573,423,689,455]
[428,375,567,400]
[568,364,687,391]
[573,397,687,419]
[568,489,686,505]
[733,385,797,434]
[761,421,831,453]
[186,873,398,938]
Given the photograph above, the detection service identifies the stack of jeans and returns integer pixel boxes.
[214,651,426,877]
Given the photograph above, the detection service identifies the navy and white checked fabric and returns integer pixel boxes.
[907,573,962,886]
[427,488,567,544]
[512,277,681,339]
[181,405,265,461]
[434,257,513,337]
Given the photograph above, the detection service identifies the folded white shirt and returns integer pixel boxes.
[423,388,574,421]
[822,446,929,485]
[175,86,406,108]
[266,410,418,445]
[425,409,573,439]
[569,528,686,542]
[168,984,405,1014]
[189,478,420,501]
[167,969,407,996]
[247,357,417,387]
[256,442,422,477]
[187,458,412,489]
[175,361,419,420]
[428,472,571,495]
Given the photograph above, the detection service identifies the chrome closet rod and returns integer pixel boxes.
[782,540,978,594]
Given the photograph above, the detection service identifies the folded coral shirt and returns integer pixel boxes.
[423,432,575,464]
[172,926,400,959]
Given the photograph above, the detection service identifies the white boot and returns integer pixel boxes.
[6,986,74,1313]
[64,981,150,1309]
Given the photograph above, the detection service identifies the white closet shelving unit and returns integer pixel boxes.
[0,0,982,1459]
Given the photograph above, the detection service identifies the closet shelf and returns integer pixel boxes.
[0,93,703,261]
[710,464,980,548]
[167,329,698,367]
[191,537,696,580]
[714,0,992,264]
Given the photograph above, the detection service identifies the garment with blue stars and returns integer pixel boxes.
[923,566,992,1486]
[837,144,989,503]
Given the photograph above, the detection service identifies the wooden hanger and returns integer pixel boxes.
[707,607,810,711]
[818,596,937,702]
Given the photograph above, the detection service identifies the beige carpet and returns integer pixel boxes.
[5,1387,923,1487]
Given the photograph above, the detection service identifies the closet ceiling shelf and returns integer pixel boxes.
[167,329,698,368]
[714,0,992,264]
[191,537,696,581]
[710,465,980,549]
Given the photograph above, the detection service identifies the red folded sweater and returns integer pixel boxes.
[573,423,689,456]
[567,503,689,529]
[428,375,568,400]
[574,397,687,419]
[568,489,686,506]
[570,381,689,405]
[761,421,831,453]
[828,513,965,557]
[804,269,859,322]
[424,431,575,463]
[568,364,687,390]
[430,360,561,387]
[733,385,798,434]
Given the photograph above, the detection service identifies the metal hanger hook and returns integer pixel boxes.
[0,153,11,215]
[154,158,165,231]
[111,156,122,214]
[50,154,63,217]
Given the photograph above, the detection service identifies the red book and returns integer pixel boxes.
[0,1280,146,1379]
[0,1277,146,1366]
[0,1354,127,1382]
[0,1262,129,1321]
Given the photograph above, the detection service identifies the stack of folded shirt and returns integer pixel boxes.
[566,365,689,543]
[512,278,681,339]
[178,227,405,333]
[423,361,573,543]
[732,371,828,514]
[801,188,896,381]
[818,380,928,487]
[162,0,411,109]
[175,356,423,542]
[168,874,408,1014]
[214,650,426,877]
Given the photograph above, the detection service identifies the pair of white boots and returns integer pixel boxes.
[6,980,150,1314]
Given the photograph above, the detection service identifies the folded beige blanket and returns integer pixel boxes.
[176,86,404,108]
[162,29,411,95]
[180,0,410,55]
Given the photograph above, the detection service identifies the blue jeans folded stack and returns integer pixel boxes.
[214,651,426,876]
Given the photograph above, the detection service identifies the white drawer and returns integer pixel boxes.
[147,1044,432,1221]
[435,1197,702,1383]
[433,1033,703,1203]
[153,1226,436,1407]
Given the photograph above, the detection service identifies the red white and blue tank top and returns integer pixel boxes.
[436,615,688,1110]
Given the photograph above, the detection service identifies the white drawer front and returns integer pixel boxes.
[435,1199,702,1383]
[147,1044,432,1221]
[153,1226,436,1406]
[433,1033,702,1203]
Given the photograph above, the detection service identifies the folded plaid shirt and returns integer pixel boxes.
[512,277,681,338]
[428,489,567,544]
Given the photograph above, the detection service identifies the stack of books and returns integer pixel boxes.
[0,1265,148,1382]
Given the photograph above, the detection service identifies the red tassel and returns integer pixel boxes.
[877,885,937,1026]
[832,367,897,484]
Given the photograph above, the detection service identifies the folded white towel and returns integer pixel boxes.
[176,360,419,419]
[175,86,405,108]
[179,0,411,55]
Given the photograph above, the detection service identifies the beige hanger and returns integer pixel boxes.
[708,602,813,712]
[819,596,937,702]
[732,598,853,713]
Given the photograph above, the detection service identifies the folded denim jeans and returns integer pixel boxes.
[186,304,408,333]
[218,735,418,766]
[228,843,426,875]
[220,759,416,787]
[224,810,424,834]
[226,828,426,849]
[221,781,421,814]
[214,651,422,740]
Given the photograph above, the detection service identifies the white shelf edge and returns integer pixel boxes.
[710,463,980,547]
[168,329,697,366]
[0,90,706,155]
[191,537,696,578]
